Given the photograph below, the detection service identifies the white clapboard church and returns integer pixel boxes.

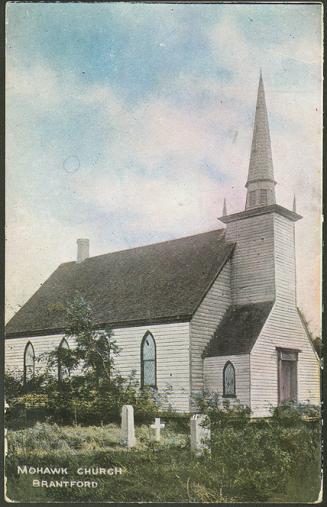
[5,75,320,417]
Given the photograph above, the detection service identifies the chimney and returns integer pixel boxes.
[77,238,89,263]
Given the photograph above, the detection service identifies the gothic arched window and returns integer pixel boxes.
[223,361,236,397]
[141,332,156,388]
[24,342,35,383]
[58,337,70,381]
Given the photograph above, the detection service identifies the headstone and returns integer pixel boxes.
[190,414,210,456]
[120,405,135,448]
[150,417,165,442]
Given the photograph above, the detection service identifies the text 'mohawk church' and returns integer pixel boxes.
[5,74,320,416]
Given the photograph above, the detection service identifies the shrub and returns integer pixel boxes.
[198,399,321,502]
[5,295,175,428]
[5,418,320,503]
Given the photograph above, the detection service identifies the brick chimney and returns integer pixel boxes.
[77,239,89,263]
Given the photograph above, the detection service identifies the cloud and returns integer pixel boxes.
[6,63,63,108]
[6,5,322,334]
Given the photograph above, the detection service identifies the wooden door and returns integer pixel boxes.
[279,360,297,403]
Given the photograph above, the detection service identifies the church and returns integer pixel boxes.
[5,75,320,417]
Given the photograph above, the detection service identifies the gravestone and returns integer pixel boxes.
[190,414,210,455]
[150,417,165,442]
[120,405,135,448]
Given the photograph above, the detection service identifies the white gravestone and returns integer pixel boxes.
[150,417,165,442]
[190,414,210,455]
[120,405,136,448]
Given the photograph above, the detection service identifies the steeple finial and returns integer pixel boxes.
[222,198,227,216]
[293,195,297,212]
[245,72,276,210]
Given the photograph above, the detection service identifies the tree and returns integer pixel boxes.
[45,293,120,388]
[297,307,321,357]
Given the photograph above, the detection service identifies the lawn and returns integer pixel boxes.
[5,421,321,503]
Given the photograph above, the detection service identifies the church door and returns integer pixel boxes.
[278,349,298,403]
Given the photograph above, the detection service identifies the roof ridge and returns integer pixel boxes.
[60,228,226,266]
[6,227,232,335]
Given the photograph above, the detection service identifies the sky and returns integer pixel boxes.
[6,2,322,333]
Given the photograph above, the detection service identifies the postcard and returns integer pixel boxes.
[4,1,322,503]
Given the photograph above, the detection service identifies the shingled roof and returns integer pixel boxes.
[203,301,274,357]
[6,229,235,337]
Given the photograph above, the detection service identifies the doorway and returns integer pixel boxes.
[277,349,298,403]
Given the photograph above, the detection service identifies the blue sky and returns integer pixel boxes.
[6,3,322,331]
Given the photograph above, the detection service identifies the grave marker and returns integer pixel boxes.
[150,417,165,442]
[190,414,210,455]
[120,405,135,448]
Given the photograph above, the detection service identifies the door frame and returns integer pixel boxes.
[276,347,301,405]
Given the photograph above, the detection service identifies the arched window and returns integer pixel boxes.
[141,332,156,388]
[24,342,35,383]
[223,361,236,397]
[58,337,70,381]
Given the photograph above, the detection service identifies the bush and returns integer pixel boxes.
[198,399,321,502]
[5,295,177,428]
[5,417,320,503]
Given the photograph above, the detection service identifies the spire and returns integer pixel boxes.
[222,198,227,216]
[245,72,276,210]
[293,195,296,212]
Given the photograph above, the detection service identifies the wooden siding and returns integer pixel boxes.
[113,322,190,412]
[204,354,250,406]
[251,304,320,417]
[273,213,296,305]
[250,213,320,417]
[5,321,191,413]
[5,334,67,375]
[190,261,231,395]
[225,214,275,304]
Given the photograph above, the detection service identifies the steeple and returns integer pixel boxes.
[245,72,276,210]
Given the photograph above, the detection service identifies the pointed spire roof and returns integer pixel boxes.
[293,195,297,212]
[246,73,275,187]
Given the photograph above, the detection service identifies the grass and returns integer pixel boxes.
[5,421,321,503]
[8,421,188,455]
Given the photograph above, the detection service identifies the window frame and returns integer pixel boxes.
[276,347,300,405]
[140,331,157,389]
[24,341,35,384]
[223,360,236,398]
[58,337,70,381]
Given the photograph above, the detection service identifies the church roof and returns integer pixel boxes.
[6,229,235,337]
[203,301,274,357]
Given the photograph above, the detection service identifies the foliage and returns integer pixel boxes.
[7,421,188,456]
[5,293,170,427]
[271,400,320,425]
[5,372,24,399]
[42,294,120,387]
[6,415,320,503]
[297,307,321,357]
[191,392,321,502]
[193,389,251,428]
